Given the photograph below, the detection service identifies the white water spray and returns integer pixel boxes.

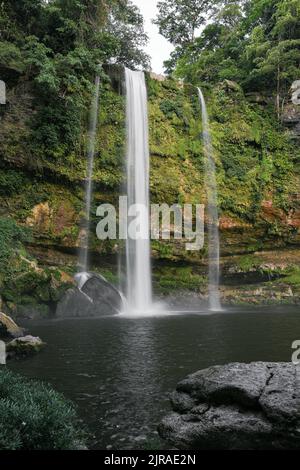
[125,68,152,313]
[197,88,222,312]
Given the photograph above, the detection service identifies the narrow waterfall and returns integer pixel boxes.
[78,76,100,273]
[125,68,152,313]
[197,88,222,312]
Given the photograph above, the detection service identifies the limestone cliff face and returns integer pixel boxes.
[0,69,299,306]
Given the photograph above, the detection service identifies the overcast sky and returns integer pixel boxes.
[132,0,173,74]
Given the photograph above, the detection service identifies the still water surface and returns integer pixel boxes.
[10,306,300,449]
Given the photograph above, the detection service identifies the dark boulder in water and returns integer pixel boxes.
[56,273,123,318]
[159,362,300,450]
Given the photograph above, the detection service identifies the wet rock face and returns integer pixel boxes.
[159,362,300,450]
[56,273,123,317]
[26,200,77,242]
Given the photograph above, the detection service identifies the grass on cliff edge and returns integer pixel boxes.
[0,368,87,450]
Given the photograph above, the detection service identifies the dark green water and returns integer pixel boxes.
[9,306,300,449]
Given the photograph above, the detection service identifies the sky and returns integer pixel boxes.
[131,0,173,74]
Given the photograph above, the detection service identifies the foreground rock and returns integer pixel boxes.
[7,335,45,357]
[0,312,25,338]
[56,273,123,317]
[159,362,300,450]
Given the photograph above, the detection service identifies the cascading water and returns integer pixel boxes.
[125,68,152,313]
[197,88,222,312]
[78,76,100,274]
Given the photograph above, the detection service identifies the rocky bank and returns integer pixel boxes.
[159,362,300,450]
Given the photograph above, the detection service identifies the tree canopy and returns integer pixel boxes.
[0,0,149,161]
[155,0,300,100]
[154,0,217,46]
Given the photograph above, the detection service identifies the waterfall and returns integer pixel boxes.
[78,76,100,273]
[197,88,222,312]
[125,68,152,313]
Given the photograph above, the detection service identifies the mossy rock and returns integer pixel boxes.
[6,335,45,356]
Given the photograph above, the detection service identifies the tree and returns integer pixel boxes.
[106,0,150,69]
[167,1,245,82]
[158,0,299,108]
[1,0,150,164]
[243,0,300,110]
[154,0,218,47]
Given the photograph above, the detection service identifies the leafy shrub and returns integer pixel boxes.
[159,98,183,119]
[0,217,31,268]
[282,266,300,287]
[154,266,206,293]
[0,218,31,272]
[0,41,23,71]
[0,368,86,450]
[0,170,28,197]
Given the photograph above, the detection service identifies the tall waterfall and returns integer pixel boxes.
[197,88,222,312]
[125,68,152,313]
[78,76,100,273]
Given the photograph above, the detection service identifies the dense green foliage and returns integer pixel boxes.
[0,0,148,165]
[154,0,217,46]
[0,218,31,275]
[147,77,298,229]
[155,0,299,103]
[0,215,72,313]
[0,0,299,304]
[0,368,86,450]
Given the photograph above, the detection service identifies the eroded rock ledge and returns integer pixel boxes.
[159,362,300,450]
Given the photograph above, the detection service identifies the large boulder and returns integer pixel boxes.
[6,335,45,357]
[56,273,123,318]
[159,362,300,450]
[0,312,25,338]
